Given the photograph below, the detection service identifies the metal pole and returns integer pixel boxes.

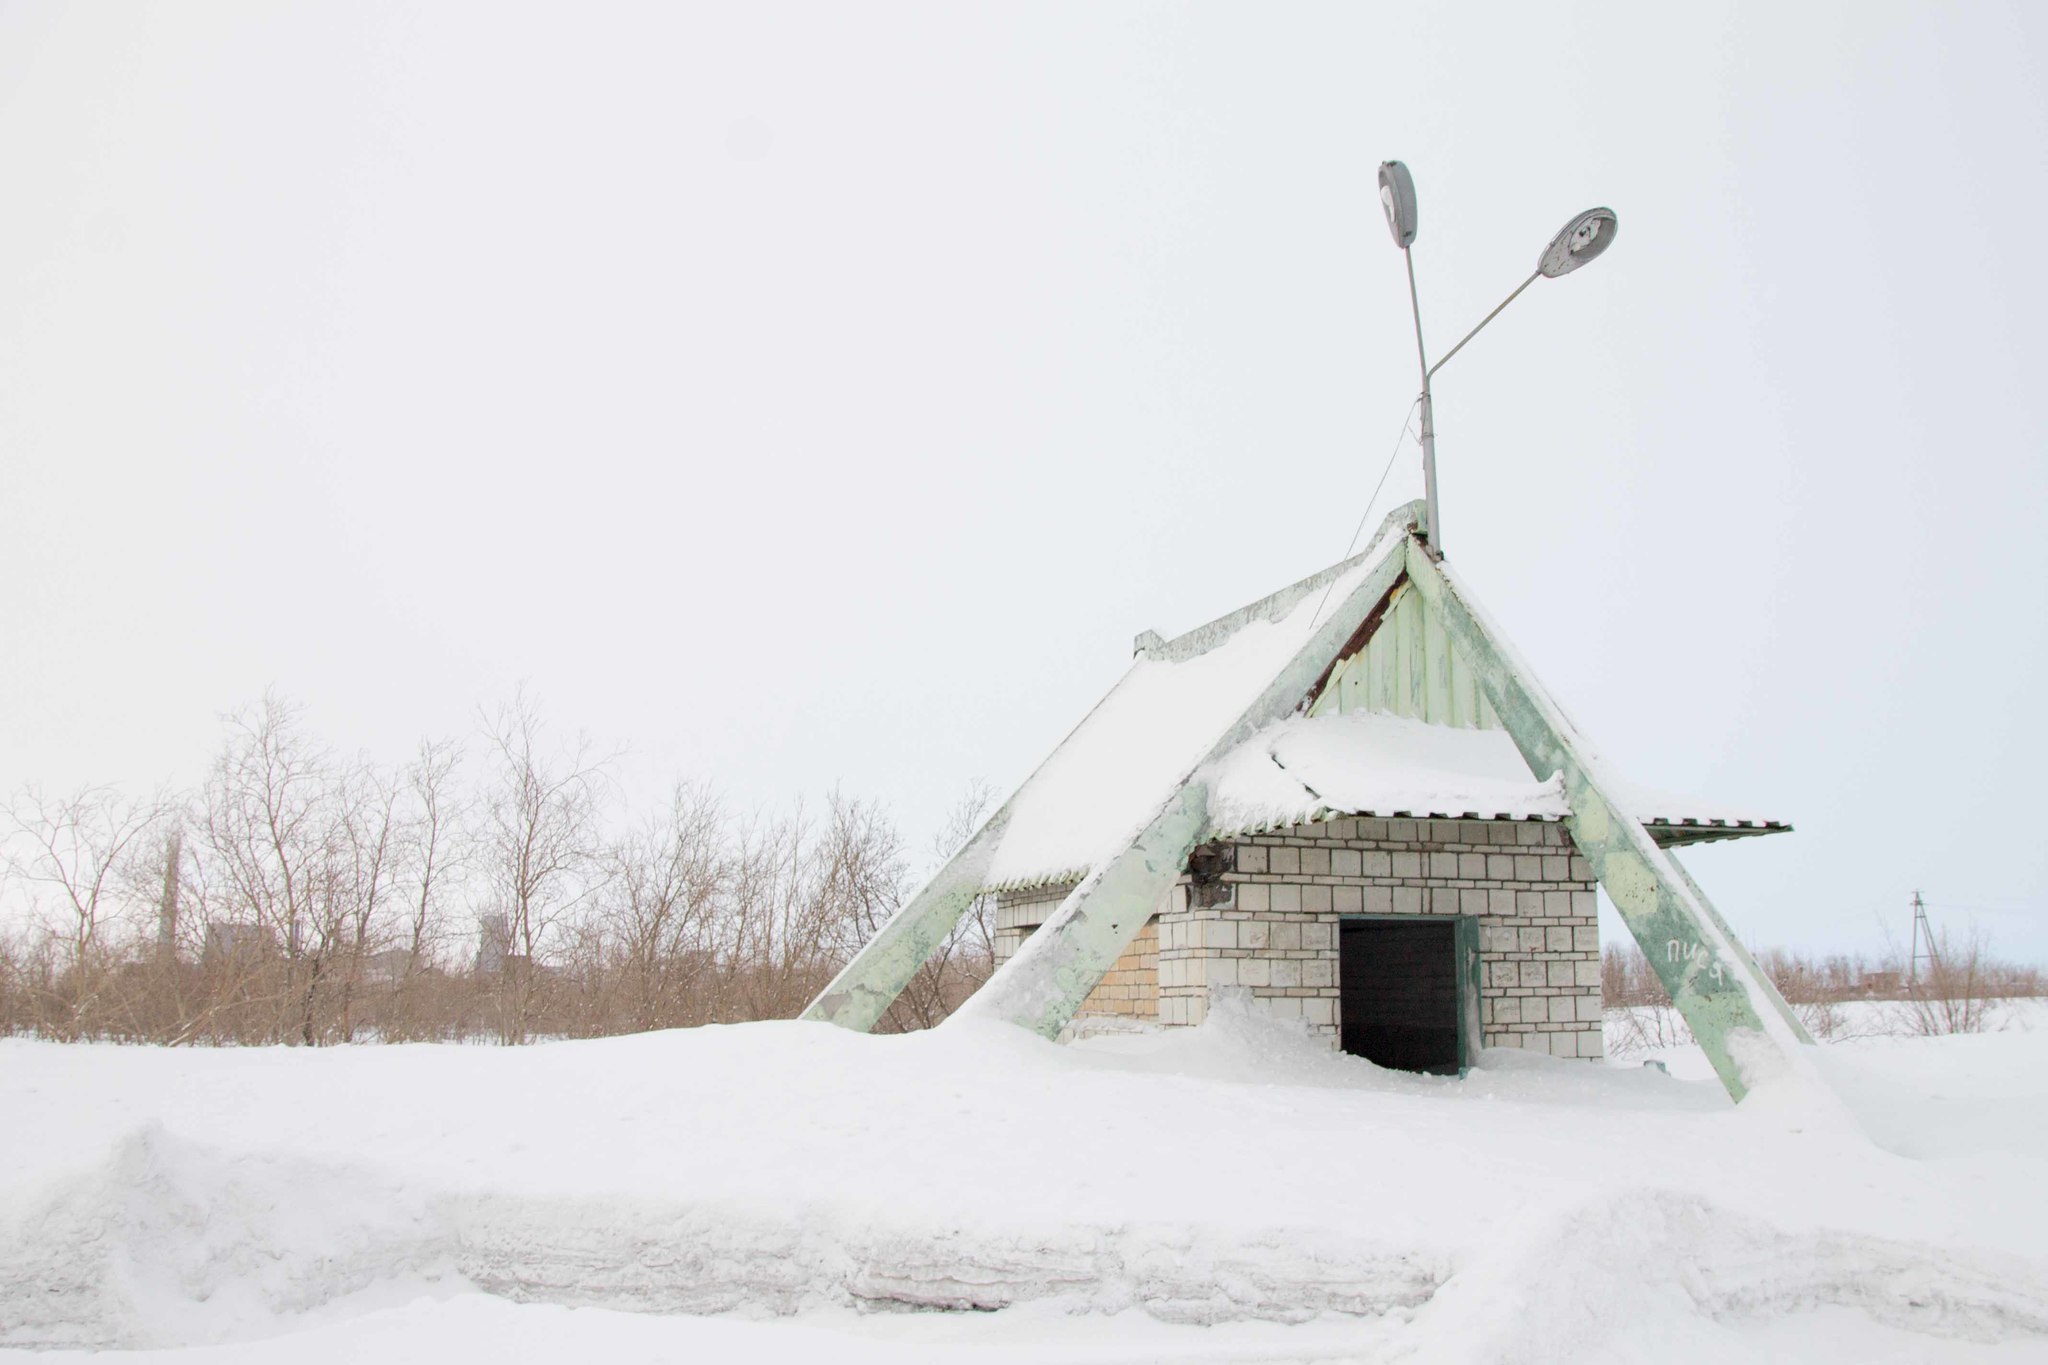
[1418,392,1438,557]
[1428,271,1541,381]
[1403,254,1549,559]
[1403,248,1439,555]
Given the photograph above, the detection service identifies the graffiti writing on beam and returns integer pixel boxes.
[1668,939,1727,987]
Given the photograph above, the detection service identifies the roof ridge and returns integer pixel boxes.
[1146,501,1424,664]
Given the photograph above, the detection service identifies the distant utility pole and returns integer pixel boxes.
[1907,890,1941,992]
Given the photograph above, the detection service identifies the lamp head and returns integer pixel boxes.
[1538,207,1617,278]
[1378,160,1418,249]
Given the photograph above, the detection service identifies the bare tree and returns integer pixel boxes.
[0,924,26,1036]
[601,781,726,1032]
[476,690,613,1043]
[882,781,994,1031]
[385,739,466,1040]
[5,784,166,1039]
[716,803,824,1022]
[198,693,355,1044]
[817,790,908,965]
[331,761,403,1040]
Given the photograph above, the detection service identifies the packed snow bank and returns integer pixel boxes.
[4,1004,2047,1361]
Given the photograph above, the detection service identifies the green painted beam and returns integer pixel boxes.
[801,805,1011,1031]
[958,784,1210,1037]
[1665,849,1813,1045]
[1402,539,1814,1103]
[956,542,1412,1039]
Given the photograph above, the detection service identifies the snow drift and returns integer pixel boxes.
[4,1003,2047,1362]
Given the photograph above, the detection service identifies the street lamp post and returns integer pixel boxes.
[1377,161,1617,558]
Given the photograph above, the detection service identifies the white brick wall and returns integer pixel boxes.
[992,815,1605,1062]
[1159,816,1602,1060]
[993,884,1162,1022]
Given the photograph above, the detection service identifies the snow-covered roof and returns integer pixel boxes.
[1202,710,1571,833]
[977,508,1786,892]
[1202,709,1786,846]
[979,517,1414,891]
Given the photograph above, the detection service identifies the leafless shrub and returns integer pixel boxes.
[1600,928,2036,1051]
[592,781,724,1033]
[1603,1003,1694,1057]
[0,691,1026,1046]
[197,693,392,1045]
[380,740,467,1042]
[0,925,42,1036]
[4,783,169,1040]
[1893,926,2000,1036]
[1788,997,1894,1043]
[1601,943,1666,1009]
[711,794,894,1024]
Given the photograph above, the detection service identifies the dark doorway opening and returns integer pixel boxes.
[1339,919,1461,1074]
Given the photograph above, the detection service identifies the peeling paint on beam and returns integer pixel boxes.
[1401,539,1812,1103]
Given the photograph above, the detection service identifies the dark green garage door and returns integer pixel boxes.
[1339,918,1461,1074]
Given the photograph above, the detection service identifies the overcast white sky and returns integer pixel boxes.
[2,2,2044,962]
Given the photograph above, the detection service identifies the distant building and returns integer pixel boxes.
[362,948,413,988]
[203,921,279,965]
[475,914,511,976]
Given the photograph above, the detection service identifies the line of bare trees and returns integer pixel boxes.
[1602,934,2043,1048]
[0,692,993,1046]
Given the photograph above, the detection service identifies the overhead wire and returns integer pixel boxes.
[1310,395,1422,630]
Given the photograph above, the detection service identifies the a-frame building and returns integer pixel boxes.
[805,502,1815,1103]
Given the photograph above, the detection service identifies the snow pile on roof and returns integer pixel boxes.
[980,523,1407,890]
[1202,709,1784,837]
[1203,709,1570,834]
[4,1014,2047,1361]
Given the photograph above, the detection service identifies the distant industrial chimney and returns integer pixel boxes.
[156,830,183,963]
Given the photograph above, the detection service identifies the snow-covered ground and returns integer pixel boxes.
[5,999,2047,1363]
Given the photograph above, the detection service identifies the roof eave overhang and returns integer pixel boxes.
[1643,820,1792,849]
[982,812,1792,892]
